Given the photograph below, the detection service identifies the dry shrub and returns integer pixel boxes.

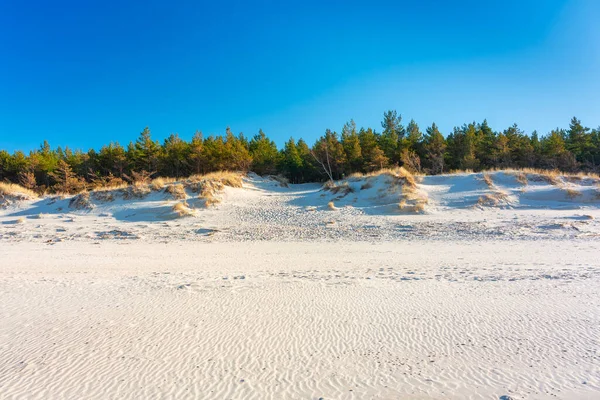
[400,149,422,174]
[201,171,243,188]
[515,172,528,186]
[0,182,39,199]
[69,191,94,210]
[172,202,195,217]
[90,173,126,191]
[199,180,224,207]
[92,191,115,202]
[322,180,336,191]
[186,172,243,206]
[327,201,336,210]
[122,183,151,200]
[564,188,582,199]
[329,182,354,196]
[477,191,508,207]
[270,175,289,187]
[165,183,187,200]
[398,200,426,213]
[150,178,166,191]
[481,173,493,188]
[360,181,373,190]
[18,171,37,190]
[398,184,428,213]
[124,170,155,185]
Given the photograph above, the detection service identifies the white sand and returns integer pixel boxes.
[1,172,600,399]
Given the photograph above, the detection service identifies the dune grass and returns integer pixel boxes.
[0,182,39,199]
[172,202,195,217]
[165,183,187,200]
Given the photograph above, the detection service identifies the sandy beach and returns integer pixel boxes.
[1,172,600,399]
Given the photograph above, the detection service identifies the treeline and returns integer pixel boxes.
[1,112,599,193]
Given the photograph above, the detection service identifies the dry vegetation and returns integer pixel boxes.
[122,183,151,200]
[69,192,94,210]
[172,202,195,217]
[0,182,39,208]
[324,181,354,196]
[477,191,509,207]
[565,188,582,199]
[165,183,187,200]
[360,180,373,190]
[0,182,39,200]
[270,175,289,187]
[481,173,494,188]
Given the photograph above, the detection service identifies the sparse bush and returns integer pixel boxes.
[515,172,528,186]
[69,191,94,210]
[477,191,508,207]
[165,183,187,200]
[270,175,289,187]
[122,183,151,200]
[360,181,373,190]
[172,202,195,217]
[564,188,582,199]
[92,191,115,202]
[482,173,493,188]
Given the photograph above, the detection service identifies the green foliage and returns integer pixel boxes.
[1,115,599,192]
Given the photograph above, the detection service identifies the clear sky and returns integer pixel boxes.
[1,0,599,153]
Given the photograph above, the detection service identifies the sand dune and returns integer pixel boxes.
[1,170,600,399]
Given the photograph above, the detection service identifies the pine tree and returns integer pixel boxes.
[134,127,161,172]
[281,137,303,183]
[249,129,279,175]
[341,120,362,172]
[380,110,404,164]
[423,123,446,174]
[162,133,190,178]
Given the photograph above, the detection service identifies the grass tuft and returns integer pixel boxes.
[69,191,94,210]
[165,183,187,200]
[172,202,195,217]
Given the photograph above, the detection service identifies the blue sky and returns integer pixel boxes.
[1,0,599,153]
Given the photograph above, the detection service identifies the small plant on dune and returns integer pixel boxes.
[172,202,195,217]
[92,191,115,202]
[199,180,225,207]
[564,188,582,199]
[202,171,243,188]
[69,191,94,210]
[515,172,528,186]
[165,183,187,200]
[329,182,354,196]
[477,191,508,207]
[360,181,373,190]
[0,182,39,199]
[124,170,155,185]
[327,201,336,210]
[481,173,493,188]
[150,178,166,191]
[270,175,289,187]
[521,168,562,186]
[122,183,151,200]
[89,172,127,191]
[322,180,336,191]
